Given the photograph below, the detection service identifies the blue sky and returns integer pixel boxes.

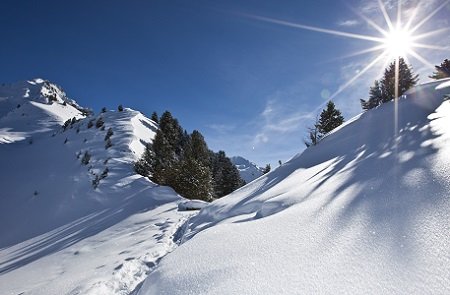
[1,0,449,166]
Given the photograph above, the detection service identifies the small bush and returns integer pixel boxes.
[96,117,104,129]
[81,151,91,165]
[104,128,113,141]
[92,175,100,189]
[101,107,107,113]
[63,119,71,131]
[118,104,124,112]
[100,167,109,179]
[105,138,113,149]
[87,119,94,128]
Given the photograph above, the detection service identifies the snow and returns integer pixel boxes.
[178,200,209,211]
[230,156,264,183]
[139,79,450,294]
[0,79,190,295]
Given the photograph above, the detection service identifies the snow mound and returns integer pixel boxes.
[178,200,209,211]
[139,79,450,294]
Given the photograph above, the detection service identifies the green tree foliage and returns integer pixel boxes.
[211,151,242,198]
[360,80,383,110]
[151,111,184,184]
[134,144,154,178]
[151,111,159,124]
[172,157,213,201]
[134,111,243,200]
[318,101,344,134]
[95,117,104,128]
[429,58,450,80]
[263,164,271,174]
[305,102,344,147]
[381,57,418,103]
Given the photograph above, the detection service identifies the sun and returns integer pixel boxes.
[243,0,450,99]
[383,27,413,58]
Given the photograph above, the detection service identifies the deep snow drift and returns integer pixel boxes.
[230,156,264,183]
[0,79,188,295]
[139,79,450,294]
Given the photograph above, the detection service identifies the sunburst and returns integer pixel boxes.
[243,0,450,100]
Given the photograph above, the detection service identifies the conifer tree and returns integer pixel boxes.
[361,80,383,110]
[150,111,184,185]
[212,151,241,198]
[263,164,271,174]
[318,101,344,134]
[380,57,418,102]
[172,130,213,200]
[151,111,159,124]
[172,157,213,201]
[429,59,450,80]
[134,144,155,177]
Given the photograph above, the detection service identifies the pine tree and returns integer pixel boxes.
[263,164,271,174]
[185,130,210,166]
[317,101,344,134]
[151,111,159,124]
[429,59,450,80]
[172,157,213,201]
[381,57,418,102]
[151,111,184,185]
[134,144,154,177]
[212,151,242,198]
[361,80,383,110]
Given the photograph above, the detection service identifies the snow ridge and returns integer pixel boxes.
[0,79,189,295]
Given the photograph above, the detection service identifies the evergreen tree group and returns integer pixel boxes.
[135,111,243,201]
[429,58,450,80]
[361,57,418,110]
[305,101,344,147]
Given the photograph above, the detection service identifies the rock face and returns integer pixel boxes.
[230,156,264,183]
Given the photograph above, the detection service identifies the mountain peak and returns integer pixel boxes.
[230,155,264,183]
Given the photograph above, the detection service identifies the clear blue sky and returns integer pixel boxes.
[1,0,449,166]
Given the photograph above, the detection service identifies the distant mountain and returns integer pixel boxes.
[230,156,264,183]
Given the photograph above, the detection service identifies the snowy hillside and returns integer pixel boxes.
[139,79,450,294]
[0,79,189,295]
[230,156,264,183]
[0,79,85,144]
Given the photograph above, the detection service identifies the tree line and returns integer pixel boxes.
[135,111,244,201]
[304,57,449,147]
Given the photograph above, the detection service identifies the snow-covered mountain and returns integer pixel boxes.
[138,79,450,294]
[230,156,264,183]
[0,79,190,295]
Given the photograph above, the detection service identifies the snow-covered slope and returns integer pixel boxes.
[230,156,264,183]
[139,79,450,294]
[0,79,188,295]
[0,79,85,144]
